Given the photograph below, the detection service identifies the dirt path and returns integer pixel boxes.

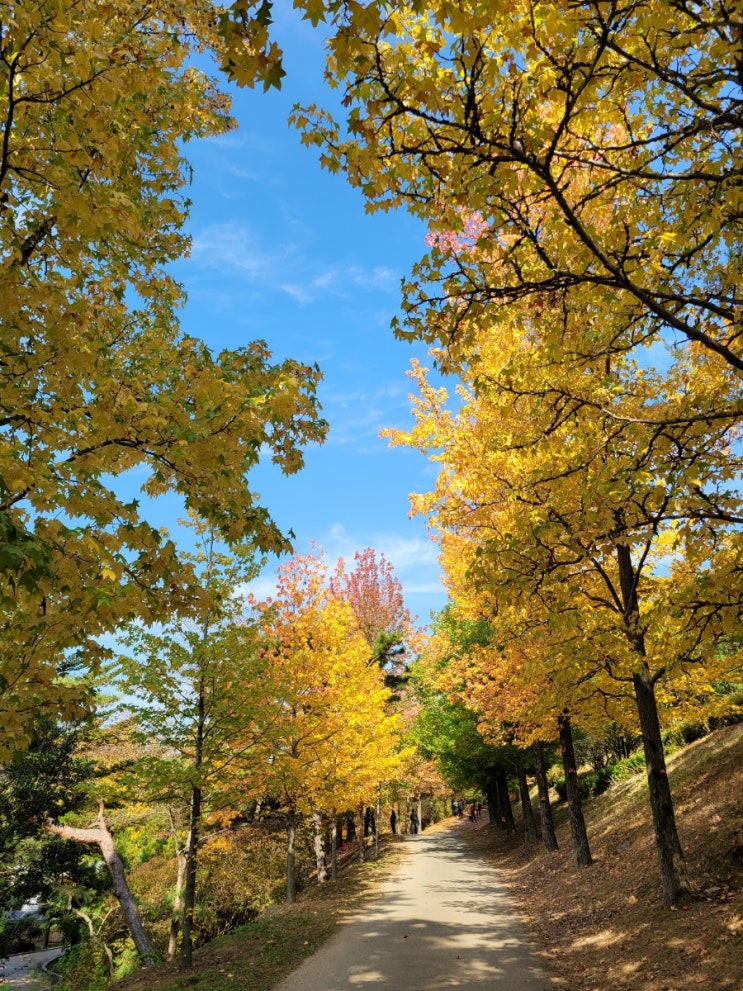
[275,817,555,991]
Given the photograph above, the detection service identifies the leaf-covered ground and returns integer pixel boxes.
[461,724,742,991]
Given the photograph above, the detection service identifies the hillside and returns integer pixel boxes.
[465,723,742,991]
[106,725,741,991]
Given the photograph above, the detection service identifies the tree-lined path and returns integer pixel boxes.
[275,818,553,991]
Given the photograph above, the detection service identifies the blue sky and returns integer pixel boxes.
[149,7,449,627]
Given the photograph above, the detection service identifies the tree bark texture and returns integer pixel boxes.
[167,817,187,963]
[179,784,202,969]
[616,544,690,907]
[358,802,365,863]
[286,807,297,903]
[312,811,328,884]
[330,810,338,882]
[374,792,380,859]
[633,671,691,908]
[532,740,558,851]
[558,714,592,867]
[516,764,538,842]
[44,801,157,966]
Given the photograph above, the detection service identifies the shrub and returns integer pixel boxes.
[54,941,110,991]
[607,752,646,781]
[551,769,613,801]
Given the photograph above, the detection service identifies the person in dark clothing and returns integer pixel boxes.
[390,809,397,834]
[410,809,419,834]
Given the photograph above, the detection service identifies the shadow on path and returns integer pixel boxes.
[276,818,554,990]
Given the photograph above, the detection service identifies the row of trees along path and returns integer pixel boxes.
[274,814,553,991]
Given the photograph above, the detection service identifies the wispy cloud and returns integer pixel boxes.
[312,524,439,573]
[187,222,401,304]
[189,222,281,278]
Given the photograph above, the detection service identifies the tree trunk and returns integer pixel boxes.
[516,764,538,842]
[558,714,592,867]
[532,740,558,851]
[633,671,691,908]
[312,811,328,883]
[330,811,338,881]
[167,809,187,963]
[44,801,157,966]
[286,806,297,903]
[496,769,515,834]
[484,779,498,829]
[179,783,202,969]
[615,543,691,907]
[357,802,365,863]
[374,791,380,859]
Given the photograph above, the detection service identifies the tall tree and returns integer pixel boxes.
[385,341,743,906]
[111,524,280,968]
[279,0,743,376]
[250,548,403,902]
[0,0,326,758]
[44,801,158,967]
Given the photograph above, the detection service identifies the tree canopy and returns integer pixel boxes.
[0,0,327,757]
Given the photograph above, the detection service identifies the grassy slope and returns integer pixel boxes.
[108,724,741,991]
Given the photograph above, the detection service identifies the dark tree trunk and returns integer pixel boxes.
[532,740,558,851]
[330,810,338,881]
[484,779,499,828]
[374,793,380,858]
[558,714,592,867]
[486,771,504,829]
[615,543,691,908]
[516,764,538,842]
[358,802,365,863]
[286,807,297,903]
[180,672,208,971]
[491,775,505,829]
[346,812,355,843]
[496,768,515,834]
[179,783,202,969]
[44,801,157,966]
[633,671,691,908]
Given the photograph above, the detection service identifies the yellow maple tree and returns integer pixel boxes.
[248,547,404,900]
[0,1,327,757]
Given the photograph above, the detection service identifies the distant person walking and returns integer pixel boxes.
[390,809,397,834]
[410,809,419,835]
